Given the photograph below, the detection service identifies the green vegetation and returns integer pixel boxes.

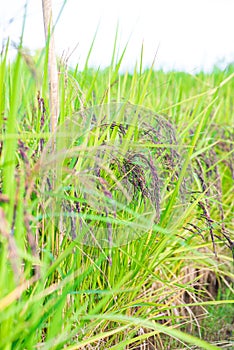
[0,34,233,349]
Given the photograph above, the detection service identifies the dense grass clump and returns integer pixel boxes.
[0,40,233,350]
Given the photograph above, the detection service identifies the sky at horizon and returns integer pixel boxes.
[1,0,234,73]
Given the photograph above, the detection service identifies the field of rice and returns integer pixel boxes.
[0,26,233,349]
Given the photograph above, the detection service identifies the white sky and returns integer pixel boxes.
[1,0,234,73]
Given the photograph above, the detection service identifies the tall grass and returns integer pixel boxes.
[0,29,233,350]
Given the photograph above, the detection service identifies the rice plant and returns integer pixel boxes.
[0,16,233,350]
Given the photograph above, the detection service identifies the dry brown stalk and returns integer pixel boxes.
[42,0,59,133]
